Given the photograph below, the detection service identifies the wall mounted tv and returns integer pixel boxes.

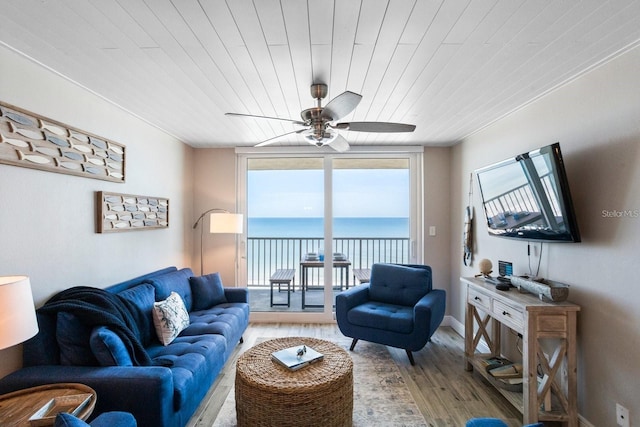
[476,142,581,242]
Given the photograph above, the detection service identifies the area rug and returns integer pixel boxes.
[213,338,427,426]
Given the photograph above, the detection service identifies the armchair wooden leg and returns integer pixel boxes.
[405,350,415,365]
[350,338,358,351]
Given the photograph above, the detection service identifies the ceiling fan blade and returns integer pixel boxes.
[334,122,416,133]
[226,112,306,126]
[255,129,306,147]
[329,134,350,152]
[321,91,362,121]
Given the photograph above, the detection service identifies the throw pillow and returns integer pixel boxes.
[152,291,190,345]
[146,268,194,311]
[90,326,133,366]
[117,283,156,346]
[56,312,98,366]
[189,273,227,311]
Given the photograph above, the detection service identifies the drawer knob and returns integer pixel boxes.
[502,311,510,316]
[474,296,480,301]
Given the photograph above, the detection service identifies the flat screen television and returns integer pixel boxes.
[475,142,581,242]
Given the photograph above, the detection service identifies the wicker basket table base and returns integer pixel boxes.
[235,337,354,427]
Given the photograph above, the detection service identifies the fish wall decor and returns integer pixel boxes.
[97,191,169,233]
[1,101,125,182]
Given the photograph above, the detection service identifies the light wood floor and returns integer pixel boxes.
[187,324,524,427]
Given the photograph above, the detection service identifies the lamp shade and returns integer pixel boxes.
[209,213,243,234]
[0,276,39,350]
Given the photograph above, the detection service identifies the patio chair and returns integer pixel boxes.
[335,263,445,365]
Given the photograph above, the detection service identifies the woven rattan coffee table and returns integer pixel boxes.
[235,337,353,427]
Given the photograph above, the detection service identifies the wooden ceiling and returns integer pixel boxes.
[1,0,640,149]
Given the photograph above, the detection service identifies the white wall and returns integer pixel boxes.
[423,147,452,296]
[192,148,240,285]
[0,46,194,376]
[451,46,640,426]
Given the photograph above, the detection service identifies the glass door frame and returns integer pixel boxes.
[236,145,425,323]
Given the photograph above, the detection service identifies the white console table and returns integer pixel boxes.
[461,277,580,426]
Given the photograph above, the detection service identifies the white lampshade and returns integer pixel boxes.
[209,212,243,234]
[0,276,39,350]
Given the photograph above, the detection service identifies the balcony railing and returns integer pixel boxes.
[246,237,410,287]
[482,173,560,219]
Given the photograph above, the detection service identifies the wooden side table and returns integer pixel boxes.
[0,383,96,427]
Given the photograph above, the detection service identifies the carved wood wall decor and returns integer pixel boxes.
[97,191,169,233]
[0,101,125,182]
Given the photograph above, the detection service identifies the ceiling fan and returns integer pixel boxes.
[225,83,416,152]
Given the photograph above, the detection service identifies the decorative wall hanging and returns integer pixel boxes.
[97,191,168,233]
[0,101,125,182]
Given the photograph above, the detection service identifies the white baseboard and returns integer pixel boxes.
[442,315,489,353]
[442,314,464,336]
[578,415,595,427]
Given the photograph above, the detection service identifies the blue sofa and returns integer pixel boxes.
[0,267,249,427]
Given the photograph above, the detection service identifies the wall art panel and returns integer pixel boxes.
[0,101,125,182]
[97,191,169,233]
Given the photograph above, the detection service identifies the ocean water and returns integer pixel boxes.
[248,217,409,238]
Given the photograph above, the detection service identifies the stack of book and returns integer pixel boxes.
[271,345,324,371]
[480,356,523,391]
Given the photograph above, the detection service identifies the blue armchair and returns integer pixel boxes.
[55,411,137,427]
[466,418,543,427]
[335,263,446,365]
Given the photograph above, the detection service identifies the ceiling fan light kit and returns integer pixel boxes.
[226,83,416,151]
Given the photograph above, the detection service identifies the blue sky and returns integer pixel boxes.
[248,169,409,218]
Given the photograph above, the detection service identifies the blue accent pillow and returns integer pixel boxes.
[189,273,227,310]
[90,326,133,366]
[56,312,98,366]
[146,268,194,311]
[117,283,156,346]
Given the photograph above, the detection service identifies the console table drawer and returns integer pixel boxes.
[492,299,524,331]
[468,287,491,310]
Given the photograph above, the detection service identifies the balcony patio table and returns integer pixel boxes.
[300,258,351,309]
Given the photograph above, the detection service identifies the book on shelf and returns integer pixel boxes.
[498,376,524,385]
[271,345,324,371]
[479,356,512,372]
[489,363,523,379]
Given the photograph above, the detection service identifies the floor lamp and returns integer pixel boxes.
[0,276,39,351]
[193,209,243,275]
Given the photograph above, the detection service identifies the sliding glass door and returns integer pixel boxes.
[332,157,411,276]
[236,148,423,321]
[245,157,327,312]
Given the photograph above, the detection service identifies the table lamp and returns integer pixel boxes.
[193,209,243,275]
[0,276,39,350]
